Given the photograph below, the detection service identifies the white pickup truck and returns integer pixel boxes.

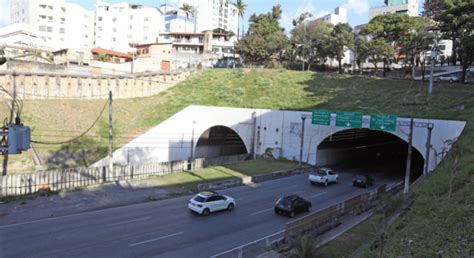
[308,168,339,186]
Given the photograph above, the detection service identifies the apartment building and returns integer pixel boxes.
[317,7,347,25]
[95,1,165,53]
[179,0,238,40]
[10,0,67,49]
[10,0,94,50]
[369,0,419,20]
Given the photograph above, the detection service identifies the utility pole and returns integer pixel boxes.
[404,116,414,194]
[302,23,306,71]
[299,115,308,165]
[190,121,196,170]
[424,123,434,177]
[2,71,16,176]
[401,101,427,194]
[108,91,113,180]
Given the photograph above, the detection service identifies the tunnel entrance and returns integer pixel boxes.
[316,128,424,182]
[195,126,248,158]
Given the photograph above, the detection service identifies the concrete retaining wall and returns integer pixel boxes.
[0,70,194,100]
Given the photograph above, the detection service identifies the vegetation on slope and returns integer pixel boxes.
[1,68,473,254]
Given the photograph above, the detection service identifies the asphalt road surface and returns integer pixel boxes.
[0,170,398,258]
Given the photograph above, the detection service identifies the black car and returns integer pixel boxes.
[274,195,312,218]
[352,175,374,188]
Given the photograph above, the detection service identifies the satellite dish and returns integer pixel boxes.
[0,56,7,65]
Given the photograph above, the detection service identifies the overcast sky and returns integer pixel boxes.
[0,0,421,33]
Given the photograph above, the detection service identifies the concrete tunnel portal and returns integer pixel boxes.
[316,128,424,182]
[194,126,248,158]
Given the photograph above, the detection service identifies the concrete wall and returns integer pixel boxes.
[0,70,193,99]
[95,105,466,175]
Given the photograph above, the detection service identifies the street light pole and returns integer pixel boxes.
[299,116,306,165]
[424,123,434,177]
[404,116,414,194]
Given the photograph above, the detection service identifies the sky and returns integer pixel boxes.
[0,0,415,33]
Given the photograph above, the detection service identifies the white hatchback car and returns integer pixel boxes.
[188,191,236,216]
[308,167,339,186]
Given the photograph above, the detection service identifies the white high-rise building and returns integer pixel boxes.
[179,0,238,38]
[369,0,419,20]
[318,6,347,25]
[94,1,165,53]
[10,0,67,50]
[9,0,94,50]
[64,3,94,49]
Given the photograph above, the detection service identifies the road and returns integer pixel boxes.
[0,170,398,258]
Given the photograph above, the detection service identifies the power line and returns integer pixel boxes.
[30,98,109,145]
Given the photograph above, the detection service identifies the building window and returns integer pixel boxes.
[98,16,102,21]
[39,26,46,32]
[112,28,117,32]
[112,17,117,22]
[98,26,102,31]
[129,15,133,20]
[47,27,53,32]
[60,28,65,34]
[143,26,148,31]
[144,17,149,21]
[129,25,132,29]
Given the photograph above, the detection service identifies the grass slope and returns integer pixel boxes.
[1,69,473,255]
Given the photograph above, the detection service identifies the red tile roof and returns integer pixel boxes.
[91,48,132,59]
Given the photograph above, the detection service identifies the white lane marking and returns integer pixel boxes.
[211,230,285,258]
[0,195,192,229]
[311,191,328,198]
[129,231,184,247]
[107,217,151,227]
[250,207,274,216]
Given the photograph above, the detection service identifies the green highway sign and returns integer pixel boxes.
[335,111,362,128]
[370,113,397,131]
[311,110,331,125]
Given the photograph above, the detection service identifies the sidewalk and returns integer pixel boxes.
[0,178,192,226]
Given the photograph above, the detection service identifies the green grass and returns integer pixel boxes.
[316,213,385,257]
[144,159,300,192]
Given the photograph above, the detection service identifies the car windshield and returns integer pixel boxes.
[277,198,292,206]
[193,195,206,203]
[355,175,366,180]
[316,170,327,176]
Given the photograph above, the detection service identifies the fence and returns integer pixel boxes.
[0,154,249,197]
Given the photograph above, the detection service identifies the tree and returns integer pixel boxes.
[360,38,394,75]
[232,0,247,40]
[180,3,193,32]
[435,0,474,83]
[291,19,333,70]
[362,14,426,76]
[329,23,354,73]
[291,12,312,70]
[235,5,288,64]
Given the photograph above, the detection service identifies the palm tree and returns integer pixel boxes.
[180,3,193,32]
[233,0,247,40]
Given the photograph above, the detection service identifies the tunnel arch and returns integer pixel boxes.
[316,128,424,182]
[194,125,249,158]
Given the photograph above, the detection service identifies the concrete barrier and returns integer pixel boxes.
[197,166,313,192]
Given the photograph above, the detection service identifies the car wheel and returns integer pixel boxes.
[335,177,339,183]
[310,181,316,185]
[290,211,295,218]
[202,208,210,216]
[306,205,311,212]
[227,203,234,211]
[324,180,328,187]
